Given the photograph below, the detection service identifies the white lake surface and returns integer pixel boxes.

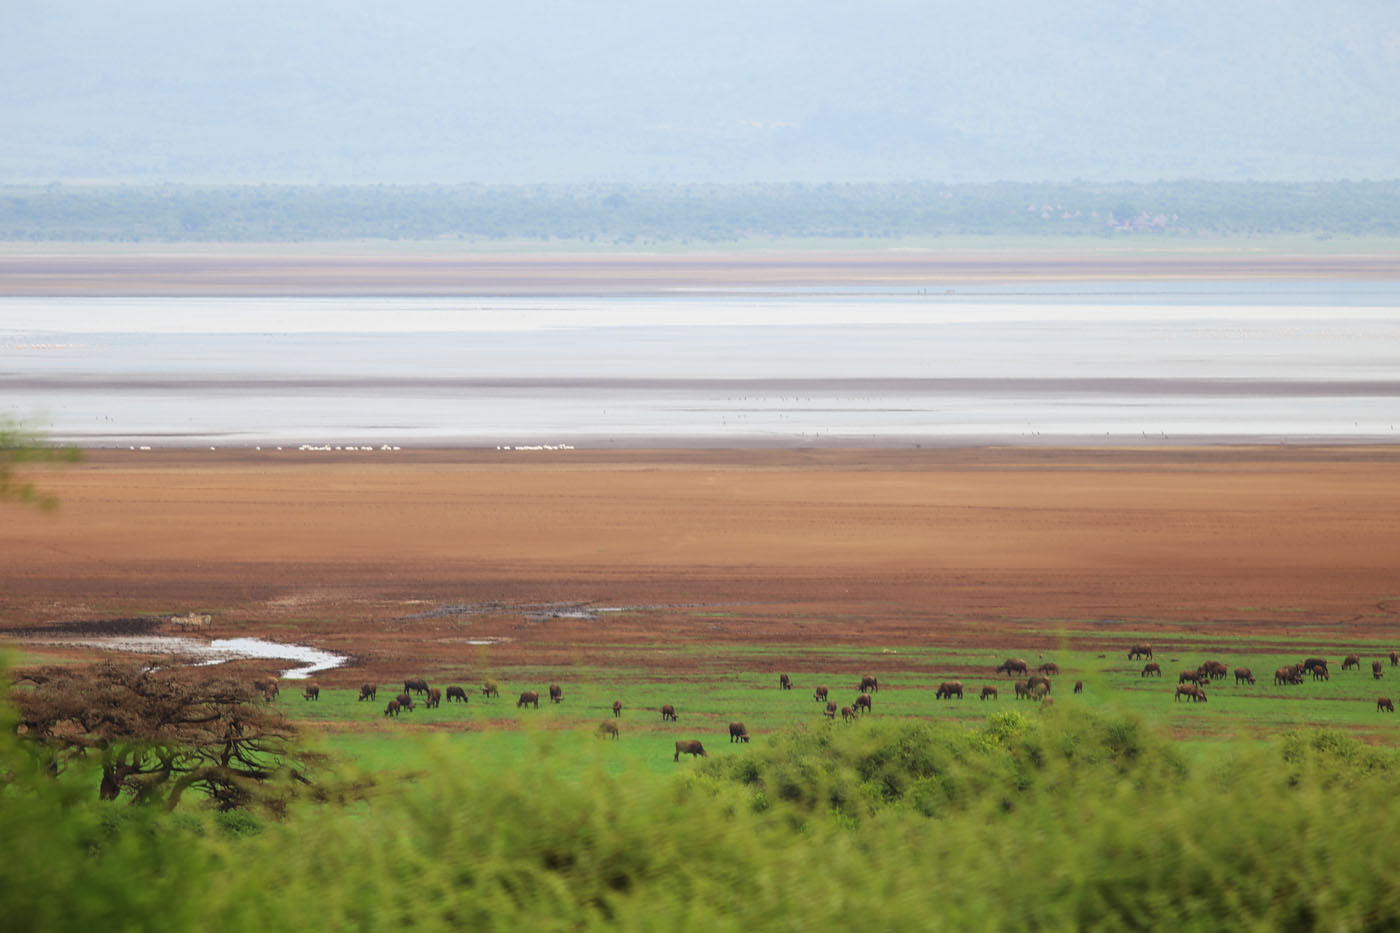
[44,636,348,679]
[3,282,1398,445]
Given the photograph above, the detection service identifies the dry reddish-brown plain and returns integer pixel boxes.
[4,446,1400,684]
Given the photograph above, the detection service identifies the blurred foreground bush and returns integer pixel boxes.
[5,700,1400,930]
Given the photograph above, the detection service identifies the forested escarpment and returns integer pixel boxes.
[2,180,1397,243]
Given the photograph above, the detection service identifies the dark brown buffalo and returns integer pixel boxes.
[1179,669,1204,685]
[404,678,430,696]
[859,675,879,693]
[612,700,623,717]
[853,694,872,713]
[1311,665,1330,681]
[1128,644,1153,660]
[935,681,963,699]
[253,677,280,700]
[1379,697,1395,713]
[813,685,829,702]
[425,688,442,709]
[674,740,706,761]
[980,686,998,700]
[841,706,855,721]
[358,683,377,702]
[598,721,619,739]
[482,682,499,697]
[729,722,750,743]
[1234,667,1255,685]
[1198,661,1228,681]
[824,701,837,719]
[1274,666,1303,686]
[549,684,563,703]
[1073,680,1083,694]
[517,691,540,708]
[1175,684,1207,702]
[1026,675,1051,694]
[1301,658,1328,675]
[661,704,677,721]
[1013,680,1031,700]
[1038,662,1059,676]
[384,699,401,717]
[1375,660,1385,680]
[395,692,415,711]
[1141,663,1161,677]
[996,658,1029,676]
[303,684,319,701]
[1342,655,1361,671]
[1391,650,1399,667]
[779,673,792,690]
[446,686,468,703]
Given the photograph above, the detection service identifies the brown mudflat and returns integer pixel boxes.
[4,446,1400,683]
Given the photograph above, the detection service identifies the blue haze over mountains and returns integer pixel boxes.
[3,0,1398,184]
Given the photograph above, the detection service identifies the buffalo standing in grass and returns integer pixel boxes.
[1301,658,1328,677]
[446,686,468,703]
[482,682,499,698]
[674,740,706,761]
[404,678,430,696]
[841,706,855,721]
[395,692,414,711]
[981,686,998,700]
[824,701,838,719]
[1029,681,1051,700]
[1038,662,1059,676]
[996,658,1028,676]
[1179,669,1204,685]
[1234,667,1255,685]
[1391,650,1399,667]
[1274,666,1304,686]
[859,675,879,693]
[1342,655,1361,671]
[384,699,401,717]
[813,685,829,702]
[517,691,539,708]
[1311,664,1330,682]
[1141,663,1161,677]
[853,694,872,714]
[612,700,622,717]
[1128,644,1153,660]
[1073,680,1083,694]
[779,674,792,690]
[549,684,563,703]
[661,704,678,721]
[303,684,319,701]
[1376,661,1386,680]
[729,722,750,743]
[425,688,442,709]
[1379,697,1395,713]
[1026,675,1051,695]
[935,681,964,699]
[598,721,619,739]
[1013,680,1032,700]
[1175,684,1207,702]
[358,683,377,702]
[1198,661,1228,681]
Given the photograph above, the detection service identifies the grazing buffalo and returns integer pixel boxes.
[1179,669,1204,685]
[1141,663,1162,677]
[549,684,564,703]
[1234,667,1255,685]
[1026,675,1052,694]
[859,675,879,693]
[1029,681,1051,700]
[935,681,964,699]
[1274,666,1303,686]
[612,700,622,717]
[661,704,678,721]
[1198,661,1228,681]
[1391,650,1399,667]
[1379,697,1395,713]
[1175,684,1207,702]
[358,683,377,702]
[1013,680,1032,700]
[996,658,1029,676]
[425,688,442,709]
[1342,655,1361,671]
[404,678,430,696]
[853,694,872,713]
[482,682,500,698]
[1311,665,1330,682]
[1128,644,1154,660]
[446,686,468,703]
[729,722,750,743]
[598,721,619,739]
[779,674,792,690]
[980,686,998,700]
[1073,680,1083,694]
[841,706,855,721]
[1038,662,1060,676]
[824,701,838,719]
[1376,661,1386,680]
[384,699,401,717]
[395,692,414,711]
[1301,657,1328,675]
[813,686,829,702]
[517,691,540,708]
[303,684,320,701]
[674,740,707,761]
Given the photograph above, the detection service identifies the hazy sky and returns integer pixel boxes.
[4,1,1397,183]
